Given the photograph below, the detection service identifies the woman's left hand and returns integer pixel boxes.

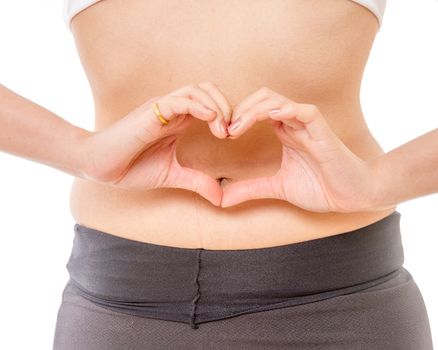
[221,87,379,213]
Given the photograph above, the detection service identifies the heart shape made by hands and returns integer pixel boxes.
[171,86,378,213]
[110,86,378,213]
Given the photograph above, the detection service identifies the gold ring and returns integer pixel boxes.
[153,102,169,125]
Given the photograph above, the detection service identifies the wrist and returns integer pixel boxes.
[71,127,95,180]
[363,155,398,212]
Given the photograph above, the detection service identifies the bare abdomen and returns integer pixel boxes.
[68,0,396,249]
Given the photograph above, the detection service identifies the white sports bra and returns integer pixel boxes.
[63,0,387,31]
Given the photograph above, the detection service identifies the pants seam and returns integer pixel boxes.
[189,248,203,329]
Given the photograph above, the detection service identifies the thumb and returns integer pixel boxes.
[221,176,281,208]
[162,151,223,206]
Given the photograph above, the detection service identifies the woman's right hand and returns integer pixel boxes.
[81,82,232,206]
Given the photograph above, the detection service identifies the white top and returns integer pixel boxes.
[63,0,387,31]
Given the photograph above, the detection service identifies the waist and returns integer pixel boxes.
[69,182,397,249]
[65,210,404,329]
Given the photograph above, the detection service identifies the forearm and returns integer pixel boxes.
[0,84,91,178]
[369,128,438,209]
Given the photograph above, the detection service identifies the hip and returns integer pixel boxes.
[53,211,433,349]
[53,267,433,350]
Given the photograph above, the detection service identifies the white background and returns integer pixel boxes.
[0,0,437,348]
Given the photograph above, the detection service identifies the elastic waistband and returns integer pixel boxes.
[66,211,404,329]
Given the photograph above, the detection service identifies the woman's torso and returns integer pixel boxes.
[68,0,396,249]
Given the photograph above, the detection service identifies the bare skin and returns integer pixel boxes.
[1,0,437,249]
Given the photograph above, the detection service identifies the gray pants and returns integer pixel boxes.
[52,211,434,349]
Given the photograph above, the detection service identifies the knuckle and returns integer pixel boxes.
[183,83,197,93]
[307,104,320,115]
[162,95,176,110]
[282,102,295,114]
[171,95,184,104]
[164,95,181,113]
[188,102,204,116]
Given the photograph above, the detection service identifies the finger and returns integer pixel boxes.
[163,155,223,207]
[183,83,228,137]
[268,102,333,142]
[230,87,280,125]
[132,95,216,149]
[197,81,232,124]
[227,96,298,138]
[220,175,281,208]
[172,83,229,138]
[170,166,223,206]
[155,95,217,127]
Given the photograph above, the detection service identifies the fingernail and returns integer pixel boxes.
[220,120,227,134]
[269,108,281,115]
[228,118,241,131]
